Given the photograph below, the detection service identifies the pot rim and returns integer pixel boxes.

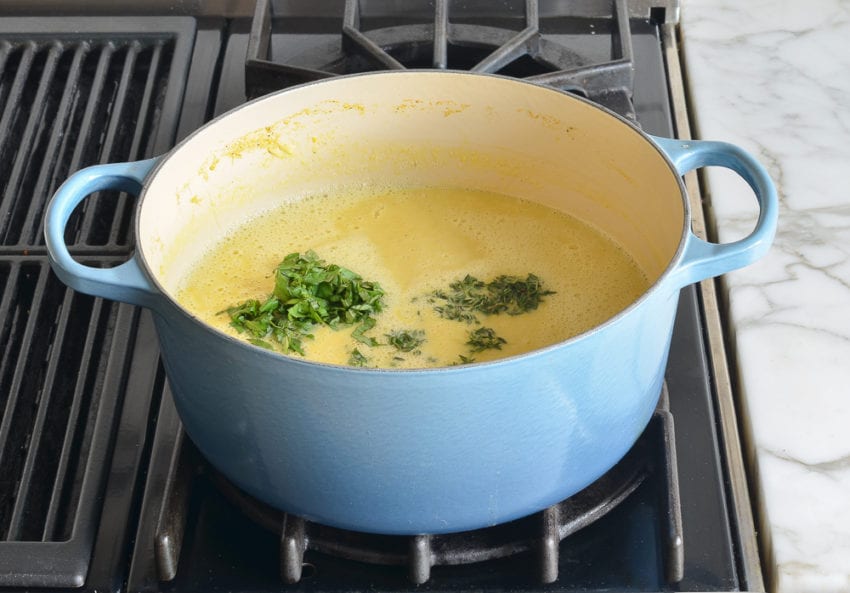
[135,70,690,374]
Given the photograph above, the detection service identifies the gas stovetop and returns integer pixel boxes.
[0,2,762,592]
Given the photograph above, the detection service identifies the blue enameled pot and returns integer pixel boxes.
[44,72,777,535]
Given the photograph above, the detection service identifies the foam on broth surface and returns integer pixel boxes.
[175,186,650,368]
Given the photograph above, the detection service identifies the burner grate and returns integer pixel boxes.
[148,390,683,587]
[218,436,649,586]
[0,258,136,587]
[0,22,191,253]
[245,0,636,118]
[0,17,194,588]
[0,260,117,542]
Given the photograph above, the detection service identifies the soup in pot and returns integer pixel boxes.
[176,186,650,368]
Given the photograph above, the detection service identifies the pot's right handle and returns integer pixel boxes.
[651,136,779,289]
[44,159,162,309]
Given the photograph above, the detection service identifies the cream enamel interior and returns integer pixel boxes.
[138,72,685,313]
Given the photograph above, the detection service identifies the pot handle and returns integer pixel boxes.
[650,136,778,289]
[44,158,162,308]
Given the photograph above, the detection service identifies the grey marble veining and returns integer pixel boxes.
[682,0,850,591]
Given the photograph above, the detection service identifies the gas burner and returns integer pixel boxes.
[245,0,636,118]
[152,389,682,587]
[213,433,648,585]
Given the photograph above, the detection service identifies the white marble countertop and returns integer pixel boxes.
[681,1,850,591]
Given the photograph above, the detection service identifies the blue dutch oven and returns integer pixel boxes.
[44,72,777,535]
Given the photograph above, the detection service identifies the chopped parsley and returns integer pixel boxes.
[224,251,384,355]
[348,348,369,367]
[352,316,381,347]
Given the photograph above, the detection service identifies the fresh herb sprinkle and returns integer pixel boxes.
[348,348,369,367]
[466,327,507,353]
[386,329,426,353]
[430,273,555,324]
[224,251,384,355]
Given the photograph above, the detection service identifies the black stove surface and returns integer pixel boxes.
[0,4,746,593]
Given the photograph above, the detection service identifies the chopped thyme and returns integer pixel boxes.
[430,273,554,324]
[386,329,426,352]
[466,327,507,353]
[480,274,554,316]
[453,354,476,365]
[431,275,486,324]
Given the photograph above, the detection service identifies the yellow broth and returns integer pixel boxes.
[175,187,650,368]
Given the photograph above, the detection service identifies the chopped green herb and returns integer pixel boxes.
[249,337,274,350]
[224,251,385,356]
[225,297,311,355]
[466,327,507,353]
[348,348,369,367]
[452,354,476,365]
[386,329,426,352]
[431,273,554,323]
[480,274,554,316]
[431,275,486,324]
[352,316,380,347]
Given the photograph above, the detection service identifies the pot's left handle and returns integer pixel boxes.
[651,136,779,289]
[45,158,162,308]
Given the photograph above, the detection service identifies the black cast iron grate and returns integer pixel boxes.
[0,260,114,543]
[142,390,682,588]
[0,17,194,588]
[0,24,189,252]
[245,0,636,118]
